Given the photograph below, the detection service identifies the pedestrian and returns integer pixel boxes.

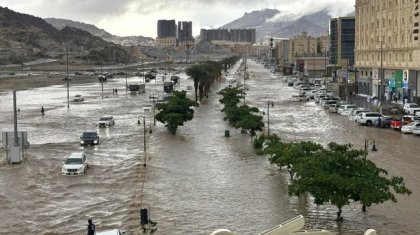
[41,106,45,115]
[17,108,20,114]
[377,116,382,128]
[87,219,95,235]
[115,88,118,94]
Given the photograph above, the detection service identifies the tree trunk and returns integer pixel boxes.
[194,79,199,102]
[362,204,366,212]
[199,84,204,101]
[336,206,343,221]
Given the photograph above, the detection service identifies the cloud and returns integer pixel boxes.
[1,0,354,37]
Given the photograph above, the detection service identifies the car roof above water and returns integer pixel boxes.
[68,152,84,158]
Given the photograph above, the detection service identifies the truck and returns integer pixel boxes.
[390,115,420,131]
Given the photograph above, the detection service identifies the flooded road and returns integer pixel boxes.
[0,61,419,235]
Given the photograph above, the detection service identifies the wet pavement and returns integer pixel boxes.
[0,61,419,235]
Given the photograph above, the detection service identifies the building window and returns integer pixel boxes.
[415,36,419,40]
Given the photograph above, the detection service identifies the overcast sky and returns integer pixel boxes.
[2,0,354,38]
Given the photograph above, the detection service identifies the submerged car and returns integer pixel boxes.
[73,95,85,102]
[97,116,115,127]
[80,131,99,146]
[61,152,88,175]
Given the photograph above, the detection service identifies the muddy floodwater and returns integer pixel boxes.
[1,61,420,235]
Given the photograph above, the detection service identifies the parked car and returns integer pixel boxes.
[61,152,88,176]
[373,116,393,128]
[291,93,310,102]
[356,112,383,126]
[340,105,359,116]
[349,110,368,122]
[80,131,99,146]
[73,95,84,102]
[315,94,330,103]
[401,122,420,134]
[74,71,83,75]
[403,103,420,114]
[412,125,420,135]
[338,104,358,115]
[329,104,340,113]
[97,115,115,127]
[323,100,339,109]
[390,115,420,130]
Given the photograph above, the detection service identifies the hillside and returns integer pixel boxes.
[45,18,154,46]
[221,9,331,40]
[0,6,131,65]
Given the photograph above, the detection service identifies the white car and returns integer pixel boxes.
[73,95,84,102]
[143,104,153,112]
[408,107,420,116]
[61,152,88,176]
[349,110,368,122]
[403,103,420,114]
[96,229,125,235]
[291,93,310,102]
[412,125,420,135]
[337,104,357,115]
[340,105,359,116]
[401,122,420,134]
[97,115,115,127]
[356,112,383,126]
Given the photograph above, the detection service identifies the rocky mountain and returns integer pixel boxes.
[0,6,131,64]
[221,9,331,41]
[45,18,154,46]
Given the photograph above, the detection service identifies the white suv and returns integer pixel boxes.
[62,152,88,175]
[357,112,383,126]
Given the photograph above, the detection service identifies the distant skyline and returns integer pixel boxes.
[1,0,354,38]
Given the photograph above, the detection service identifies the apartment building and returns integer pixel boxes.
[355,0,420,102]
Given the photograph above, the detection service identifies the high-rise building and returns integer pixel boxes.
[330,17,355,68]
[200,28,256,44]
[178,21,193,41]
[355,0,420,102]
[157,20,176,38]
[156,20,176,47]
[177,21,194,47]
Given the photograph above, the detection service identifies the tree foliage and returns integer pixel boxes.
[155,91,198,134]
[261,139,412,220]
[218,86,264,137]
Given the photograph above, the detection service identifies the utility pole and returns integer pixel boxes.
[101,63,104,99]
[125,64,128,98]
[143,116,146,161]
[66,48,70,109]
[380,40,384,102]
[13,91,18,146]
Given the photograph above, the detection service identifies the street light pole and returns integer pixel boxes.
[380,41,384,102]
[149,93,156,126]
[267,101,274,136]
[66,48,70,109]
[125,64,128,98]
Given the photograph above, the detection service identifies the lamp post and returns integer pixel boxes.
[364,139,378,161]
[149,93,156,126]
[266,101,274,136]
[362,138,377,212]
[125,63,128,98]
[63,47,71,109]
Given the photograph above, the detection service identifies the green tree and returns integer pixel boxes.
[155,91,199,134]
[288,142,411,221]
[266,141,322,180]
[218,87,244,111]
